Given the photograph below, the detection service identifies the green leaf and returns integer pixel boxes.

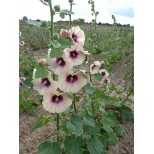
[64,135,83,154]
[32,114,51,130]
[59,12,65,19]
[83,113,95,127]
[38,141,61,154]
[35,64,48,79]
[103,123,113,134]
[66,114,83,135]
[38,140,52,154]
[50,48,63,58]
[86,136,104,154]
[23,76,32,87]
[114,124,126,138]
[118,105,134,123]
[107,132,118,146]
[84,124,100,135]
[51,41,61,48]
[61,9,74,15]
[83,83,96,94]
[102,114,117,128]
[82,101,92,108]
[58,38,72,48]
[94,73,102,81]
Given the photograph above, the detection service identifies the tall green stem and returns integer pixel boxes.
[49,0,55,80]
[69,3,73,28]
[94,14,97,31]
[57,114,59,142]
[73,93,77,113]
[88,56,92,82]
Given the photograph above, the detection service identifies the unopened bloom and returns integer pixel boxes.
[58,71,87,93]
[90,61,101,74]
[60,29,69,38]
[102,77,110,84]
[47,54,73,75]
[39,59,47,66]
[19,41,25,46]
[42,91,72,113]
[99,69,109,78]
[64,45,89,66]
[32,70,57,95]
[69,26,85,46]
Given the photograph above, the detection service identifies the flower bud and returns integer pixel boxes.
[69,0,73,3]
[39,59,47,66]
[53,33,59,40]
[54,5,60,12]
[60,29,69,38]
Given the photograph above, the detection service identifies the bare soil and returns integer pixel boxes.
[19,49,134,154]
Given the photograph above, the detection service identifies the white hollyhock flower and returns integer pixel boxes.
[90,61,101,74]
[69,26,85,46]
[19,41,25,46]
[99,69,109,78]
[47,54,73,75]
[58,71,87,93]
[42,91,72,113]
[32,71,57,95]
[19,77,26,87]
[64,45,88,66]
[102,77,110,84]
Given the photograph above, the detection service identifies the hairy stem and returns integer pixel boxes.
[88,56,92,82]
[57,114,59,142]
[49,0,56,80]
[69,2,73,28]
[73,93,77,113]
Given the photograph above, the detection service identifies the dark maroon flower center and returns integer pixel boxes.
[70,50,78,59]
[41,78,51,87]
[66,74,78,83]
[72,33,78,42]
[92,64,96,70]
[51,95,63,104]
[101,72,106,76]
[56,57,66,67]
[19,81,23,87]
[104,79,108,83]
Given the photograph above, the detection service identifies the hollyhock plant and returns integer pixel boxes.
[47,54,73,75]
[42,91,72,113]
[58,71,87,93]
[69,26,85,46]
[64,45,89,66]
[32,70,58,95]
[90,61,101,74]
[99,69,109,78]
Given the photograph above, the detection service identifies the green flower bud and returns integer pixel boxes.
[53,33,59,40]
[69,0,73,3]
[54,5,60,12]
